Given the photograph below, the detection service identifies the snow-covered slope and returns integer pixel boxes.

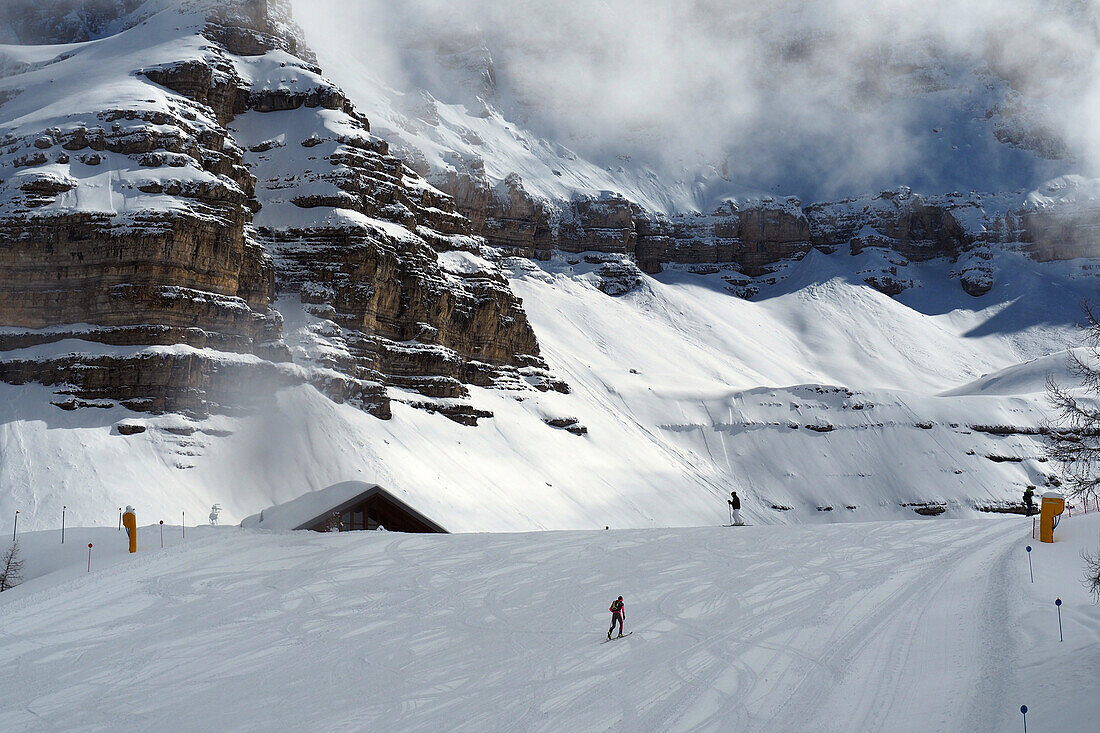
[2,246,1093,531]
[2,514,1097,730]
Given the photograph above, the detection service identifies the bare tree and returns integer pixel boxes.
[1046,301,1100,502]
[1084,547,1100,603]
[0,541,23,592]
[1049,301,1100,603]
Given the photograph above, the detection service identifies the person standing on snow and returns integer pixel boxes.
[729,491,744,525]
[608,596,625,639]
[1023,486,1036,516]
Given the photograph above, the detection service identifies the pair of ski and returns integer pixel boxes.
[602,631,633,643]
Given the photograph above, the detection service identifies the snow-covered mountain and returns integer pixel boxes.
[0,0,1098,531]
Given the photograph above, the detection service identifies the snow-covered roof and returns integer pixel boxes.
[240,481,448,532]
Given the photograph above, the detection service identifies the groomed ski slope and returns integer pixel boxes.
[2,514,1098,731]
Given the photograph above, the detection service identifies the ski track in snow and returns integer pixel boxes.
[2,516,1095,731]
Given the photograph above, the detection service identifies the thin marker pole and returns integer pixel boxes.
[1055,598,1063,642]
[182,511,185,539]
[61,505,66,544]
[87,543,93,572]
[118,507,122,531]
[1026,546,1033,583]
[12,510,18,542]
[159,520,164,549]
[1020,705,1028,733]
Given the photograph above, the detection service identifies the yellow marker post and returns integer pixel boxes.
[1039,492,1065,543]
[122,505,137,553]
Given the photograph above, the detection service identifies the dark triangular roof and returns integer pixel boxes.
[241,481,448,533]
[293,484,448,533]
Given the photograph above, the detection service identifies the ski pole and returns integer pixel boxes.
[12,510,18,542]
[118,507,122,531]
[1055,599,1063,642]
[1020,705,1027,733]
[182,511,185,539]
[61,505,66,544]
[160,520,164,548]
[87,543,93,572]
[1026,546,1033,583]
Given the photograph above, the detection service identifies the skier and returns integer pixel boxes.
[729,491,744,525]
[608,596,625,639]
[1023,486,1036,516]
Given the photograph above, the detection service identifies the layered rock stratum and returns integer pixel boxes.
[0,0,558,422]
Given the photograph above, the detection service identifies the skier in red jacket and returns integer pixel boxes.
[608,596,625,639]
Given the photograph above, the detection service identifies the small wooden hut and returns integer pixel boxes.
[295,485,447,534]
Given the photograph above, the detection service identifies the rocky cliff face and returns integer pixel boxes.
[0,0,153,44]
[0,0,556,422]
[1,0,1095,427]
[439,170,1095,300]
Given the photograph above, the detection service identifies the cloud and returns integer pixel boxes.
[292,0,1100,202]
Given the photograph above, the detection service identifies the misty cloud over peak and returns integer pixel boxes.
[293,0,1100,205]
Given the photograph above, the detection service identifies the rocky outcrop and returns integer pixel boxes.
[1023,203,1100,262]
[201,0,316,62]
[0,0,152,44]
[443,168,1097,298]
[0,347,388,418]
[0,0,558,422]
[0,213,274,334]
[804,189,969,261]
[267,228,556,405]
[0,8,282,416]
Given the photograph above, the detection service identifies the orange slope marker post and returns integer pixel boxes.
[1039,491,1065,543]
[122,506,137,553]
